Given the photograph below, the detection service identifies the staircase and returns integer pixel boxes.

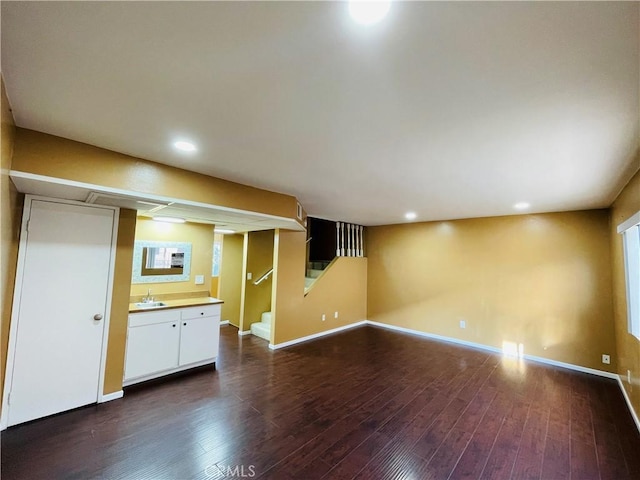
[305,261,331,291]
[251,311,272,341]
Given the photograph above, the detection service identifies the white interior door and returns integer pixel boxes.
[6,199,115,426]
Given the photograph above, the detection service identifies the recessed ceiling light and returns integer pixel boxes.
[153,216,186,223]
[514,202,530,211]
[405,212,417,221]
[349,0,391,25]
[215,229,235,234]
[173,140,197,152]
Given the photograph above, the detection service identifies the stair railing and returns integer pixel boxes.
[336,222,364,257]
[253,268,273,285]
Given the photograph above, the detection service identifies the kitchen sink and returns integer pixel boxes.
[134,301,167,309]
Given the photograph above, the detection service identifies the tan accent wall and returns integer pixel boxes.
[611,166,640,421]
[219,234,244,327]
[242,230,274,332]
[103,209,137,394]
[0,78,23,404]
[272,229,367,345]
[367,210,616,372]
[12,128,299,222]
[130,217,214,297]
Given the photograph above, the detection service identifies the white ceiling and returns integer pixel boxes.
[2,1,639,226]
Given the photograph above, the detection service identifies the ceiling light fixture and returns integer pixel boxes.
[348,0,391,25]
[173,140,197,152]
[514,202,531,211]
[214,229,236,234]
[405,212,417,221]
[153,216,186,223]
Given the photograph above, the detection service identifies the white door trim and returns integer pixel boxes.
[1,195,119,430]
[97,199,119,404]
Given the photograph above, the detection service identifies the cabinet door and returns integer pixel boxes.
[179,316,220,366]
[125,322,180,380]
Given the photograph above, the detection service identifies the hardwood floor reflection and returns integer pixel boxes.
[2,325,640,479]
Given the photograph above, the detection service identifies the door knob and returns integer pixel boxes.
[93,314,103,321]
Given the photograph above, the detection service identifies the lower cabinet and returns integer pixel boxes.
[124,304,221,385]
[179,316,220,366]
[126,321,180,380]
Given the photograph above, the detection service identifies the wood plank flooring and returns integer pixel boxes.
[2,325,640,479]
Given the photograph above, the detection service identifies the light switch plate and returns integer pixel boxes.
[195,275,204,285]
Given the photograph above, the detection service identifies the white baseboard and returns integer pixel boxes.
[220,320,230,326]
[238,330,252,336]
[366,320,504,354]
[366,320,617,379]
[99,390,123,403]
[522,353,617,379]
[269,320,367,350]
[617,376,640,433]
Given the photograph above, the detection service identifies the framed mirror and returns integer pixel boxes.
[132,241,192,284]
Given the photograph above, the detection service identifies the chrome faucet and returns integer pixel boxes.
[143,288,154,303]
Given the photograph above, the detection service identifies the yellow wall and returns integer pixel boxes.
[611,166,640,420]
[11,128,301,223]
[210,277,220,298]
[219,234,244,327]
[367,210,616,372]
[242,230,274,332]
[272,229,368,345]
[130,217,214,298]
[103,209,137,394]
[0,77,23,404]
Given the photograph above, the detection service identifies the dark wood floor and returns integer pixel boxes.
[2,325,640,480]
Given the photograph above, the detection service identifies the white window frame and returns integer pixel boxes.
[618,211,640,340]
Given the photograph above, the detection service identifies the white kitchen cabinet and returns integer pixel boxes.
[179,316,220,366]
[124,303,221,386]
[125,321,180,380]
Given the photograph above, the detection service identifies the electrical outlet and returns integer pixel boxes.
[602,354,610,365]
[628,370,632,384]
[459,320,466,329]
[334,311,339,319]
[194,275,204,285]
[322,314,326,321]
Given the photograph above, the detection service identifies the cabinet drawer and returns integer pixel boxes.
[129,309,181,328]
[181,304,221,320]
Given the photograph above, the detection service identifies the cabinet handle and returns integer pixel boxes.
[172,324,176,327]
[183,322,187,326]
[200,312,204,316]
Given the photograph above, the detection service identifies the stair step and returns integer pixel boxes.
[304,277,315,288]
[250,321,270,341]
[261,311,272,325]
